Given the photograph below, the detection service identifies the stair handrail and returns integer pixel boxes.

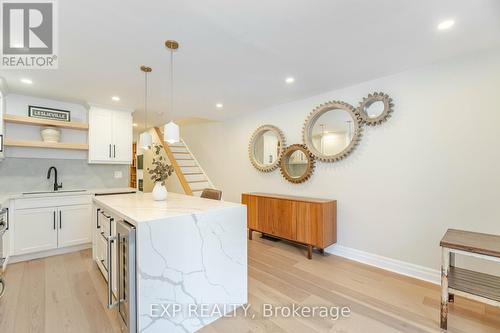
[153,127,193,195]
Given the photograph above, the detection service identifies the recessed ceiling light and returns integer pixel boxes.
[285,77,295,84]
[20,78,33,84]
[111,96,120,101]
[133,123,138,127]
[216,103,223,108]
[437,19,455,31]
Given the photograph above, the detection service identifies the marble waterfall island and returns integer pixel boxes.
[93,192,247,333]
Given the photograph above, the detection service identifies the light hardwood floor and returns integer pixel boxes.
[1,236,500,333]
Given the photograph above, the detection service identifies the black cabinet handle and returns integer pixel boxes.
[59,211,62,229]
[113,145,116,158]
[100,210,112,220]
[53,211,56,230]
[96,208,101,229]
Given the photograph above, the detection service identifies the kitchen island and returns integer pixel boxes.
[92,192,247,333]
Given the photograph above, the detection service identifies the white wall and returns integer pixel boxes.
[181,49,500,275]
[4,94,88,159]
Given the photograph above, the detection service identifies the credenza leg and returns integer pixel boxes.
[319,248,325,255]
[307,245,312,259]
[248,229,253,240]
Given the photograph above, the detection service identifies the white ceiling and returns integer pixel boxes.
[1,0,500,129]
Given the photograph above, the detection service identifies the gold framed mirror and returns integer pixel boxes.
[249,124,286,172]
[303,101,362,162]
[279,144,315,183]
[357,92,394,125]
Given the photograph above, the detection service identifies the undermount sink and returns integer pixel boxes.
[22,189,87,195]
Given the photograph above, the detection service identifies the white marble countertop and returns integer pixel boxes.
[93,192,243,225]
[0,187,137,208]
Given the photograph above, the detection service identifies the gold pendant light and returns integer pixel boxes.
[138,65,153,149]
[164,40,180,144]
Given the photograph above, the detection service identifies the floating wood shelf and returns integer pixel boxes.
[3,114,89,130]
[4,139,88,150]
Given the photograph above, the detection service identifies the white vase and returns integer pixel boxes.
[152,182,167,201]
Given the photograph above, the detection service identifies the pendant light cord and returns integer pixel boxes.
[144,71,148,131]
[170,49,174,120]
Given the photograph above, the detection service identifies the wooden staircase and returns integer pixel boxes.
[153,127,214,196]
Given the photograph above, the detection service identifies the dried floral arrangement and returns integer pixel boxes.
[147,143,175,185]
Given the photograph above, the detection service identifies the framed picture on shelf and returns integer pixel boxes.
[28,105,71,122]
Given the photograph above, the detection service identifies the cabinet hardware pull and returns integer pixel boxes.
[109,144,112,158]
[96,208,101,229]
[103,233,118,309]
[100,259,108,272]
[100,210,112,220]
[59,211,62,229]
[113,145,116,158]
[53,211,56,230]
[0,277,5,299]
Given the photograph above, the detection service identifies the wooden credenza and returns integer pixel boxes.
[241,192,337,259]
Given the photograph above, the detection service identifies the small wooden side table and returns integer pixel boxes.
[440,229,500,329]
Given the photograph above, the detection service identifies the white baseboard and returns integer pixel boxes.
[8,243,92,264]
[326,245,440,285]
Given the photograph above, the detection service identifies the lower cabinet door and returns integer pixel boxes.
[58,204,92,248]
[96,235,108,279]
[14,207,58,255]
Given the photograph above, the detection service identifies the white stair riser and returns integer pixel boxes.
[170,147,188,153]
[177,159,196,167]
[189,182,211,191]
[181,166,201,174]
[185,174,207,182]
[168,142,185,147]
[173,153,191,159]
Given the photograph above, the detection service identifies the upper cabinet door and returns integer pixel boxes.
[112,111,132,163]
[88,107,113,163]
[88,107,132,164]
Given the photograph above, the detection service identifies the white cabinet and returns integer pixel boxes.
[92,205,118,295]
[58,205,92,248]
[112,111,133,163]
[88,108,113,162]
[11,196,92,256]
[88,106,133,164]
[14,207,58,255]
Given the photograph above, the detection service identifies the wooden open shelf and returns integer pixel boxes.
[449,266,500,303]
[3,114,89,130]
[4,139,88,150]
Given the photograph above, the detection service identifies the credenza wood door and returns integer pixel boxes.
[242,193,337,249]
[292,201,321,246]
[270,198,294,240]
[246,194,260,231]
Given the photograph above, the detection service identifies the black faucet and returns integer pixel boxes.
[47,166,63,191]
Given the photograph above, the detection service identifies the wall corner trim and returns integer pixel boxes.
[326,245,440,285]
